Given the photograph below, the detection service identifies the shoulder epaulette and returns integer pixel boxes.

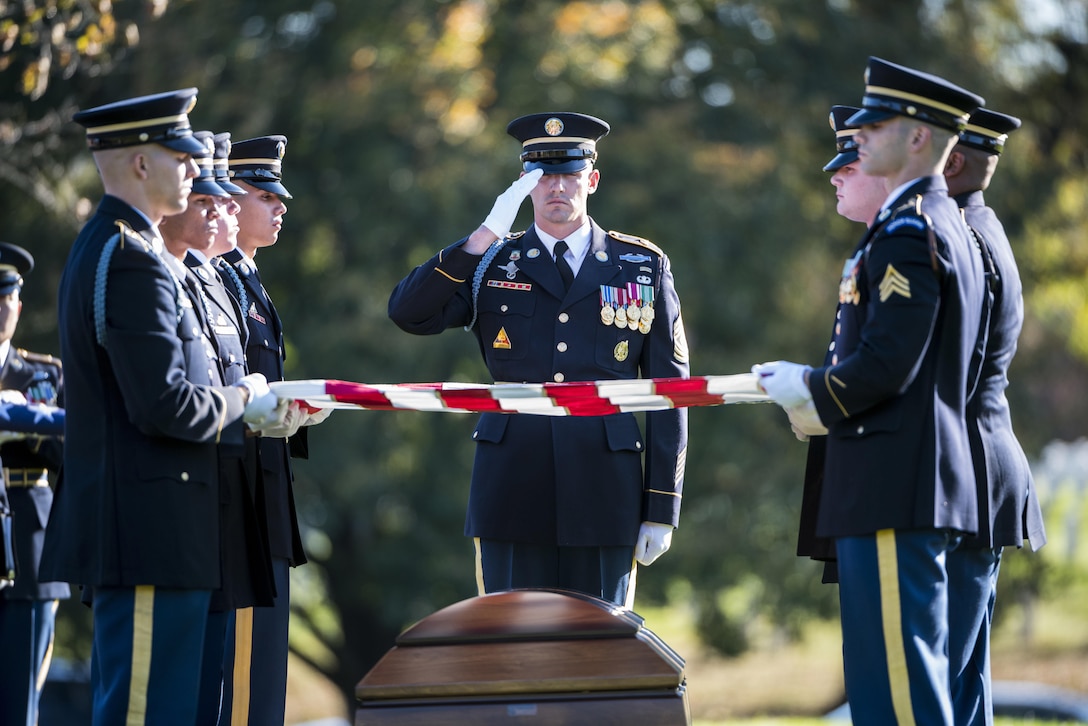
[16,349,62,370]
[608,230,663,256]
[115,220,152,252]
[879,195,929,236]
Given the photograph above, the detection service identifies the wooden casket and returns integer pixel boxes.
[355,589,690,725]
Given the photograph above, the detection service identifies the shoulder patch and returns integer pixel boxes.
[884,216,926,234]
[608,230,663,256]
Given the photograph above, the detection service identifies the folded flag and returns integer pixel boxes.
[0,402,64,437]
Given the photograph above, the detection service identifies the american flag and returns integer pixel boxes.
[270,373,769,417]
[0,402,64,437]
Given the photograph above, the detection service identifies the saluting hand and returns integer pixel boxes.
[481,168,544,240]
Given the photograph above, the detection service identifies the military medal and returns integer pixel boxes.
[614,288,628,328]
[626,282,641,330]
[600,286,615,325]
[839,251,863,305]
[638,284,654,334]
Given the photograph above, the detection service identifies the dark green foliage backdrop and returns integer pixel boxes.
[3,0,1087,709]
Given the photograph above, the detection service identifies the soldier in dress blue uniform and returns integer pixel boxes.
[0,242,70,726]
[755,58,987,724]
[943,108,1047,726]
[388,112,690,608]
[218,134,324,726]
[38,89,288,726]
[795,106,889,584]
[160,131,284,723]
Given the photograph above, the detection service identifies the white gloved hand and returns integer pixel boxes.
[634,522,673,566]
[481,168,544,238]
[237,373,281,428]
[0,390,28,405]
[301,404,333,427]
[257,400,306,439]
[786,399,827,439]
[752,361,813,409]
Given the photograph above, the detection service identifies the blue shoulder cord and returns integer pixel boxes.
[216,259,249,322]
[93,222,183,348]
[93,229,123,347]
[464,239,505,332]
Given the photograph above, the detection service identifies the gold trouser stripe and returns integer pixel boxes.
[126,585,155,726]
[623,556,638,611]
[876,529,916,726]
[36,600,60,693]
[473,537,486,595]
[231,608,255,726]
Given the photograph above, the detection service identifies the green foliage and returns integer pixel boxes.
[3,0,1087,708]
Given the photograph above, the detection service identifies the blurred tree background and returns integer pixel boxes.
[3,0,1088,714]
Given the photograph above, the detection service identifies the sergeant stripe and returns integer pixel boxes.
[232,608,255,726]
[876,529,916,726]
[126,585,155,726]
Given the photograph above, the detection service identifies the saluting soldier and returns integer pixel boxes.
[755,58,986,724]
[389,112,690,608]
[944,108,1047,725]
[39,89,287,725]
[0,242,69,726]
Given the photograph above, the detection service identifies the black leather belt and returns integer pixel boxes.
[4,468,49,488]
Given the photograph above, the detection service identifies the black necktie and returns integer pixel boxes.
[554,240,574,290]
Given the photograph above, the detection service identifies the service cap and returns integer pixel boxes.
[824,105,862,172]
[847,57,984,132]
[213,132,248,195]
[190,131,231,198]
[73,88,205,154]
[0,243,34,297]
[229,135,292,198]
[507,112,610,174]
[959,108,1021,155]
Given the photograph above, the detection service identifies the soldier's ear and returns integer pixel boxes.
[944,150,965,177]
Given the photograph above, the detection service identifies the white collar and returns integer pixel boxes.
[0,340,10,368]
[535,223,592,273]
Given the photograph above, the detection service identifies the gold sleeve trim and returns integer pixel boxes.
[435,267,465,283]
[825,368,849,418]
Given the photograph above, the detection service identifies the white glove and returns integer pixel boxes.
[481,168,544,238]
[257,400,306,439]
[752,361,813,409]
[786,400,827,439]
[0,390,28,405]
[0,390,28,443]
[634,522,673,566]
[301,404,333,427]
[237,373,281,428]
